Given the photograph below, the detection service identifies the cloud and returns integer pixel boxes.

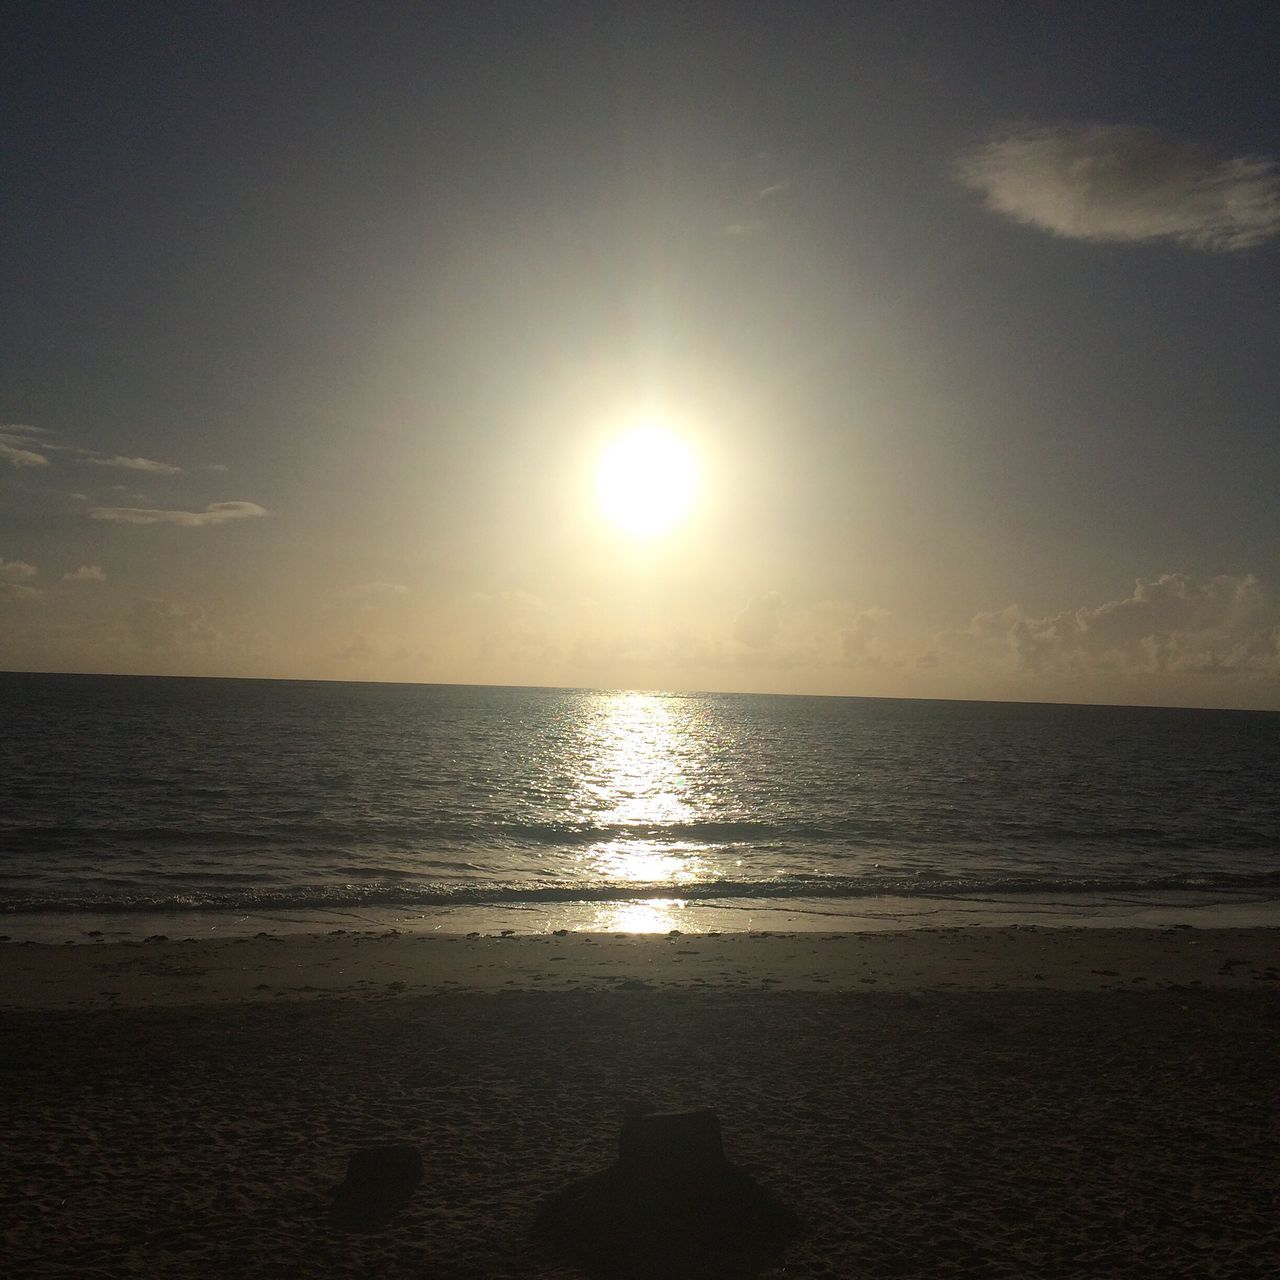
[83,454,183,475]
[89,500,268,526]
[335,634,377,663]
[957,125,1280,251]
[717,149,848,240]
[0,425,50,468]
[333,580,412,615]
[839,606,892,667]
[1,440,50,467]
[129,598,218,652]
[2,425,186,475]
[753,180,793,202]
[734,592,783,649]
[63,564,106,583]
[948,574,1280,677]
[1,557,37,582]
[0,556,39,600]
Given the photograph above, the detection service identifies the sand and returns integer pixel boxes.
[3,927,1278,1278]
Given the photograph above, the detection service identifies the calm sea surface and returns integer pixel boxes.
[2,673,1277,932]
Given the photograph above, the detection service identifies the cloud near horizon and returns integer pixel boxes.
[733,591,783,649]
[838,605,893,668]
[129,598,219,652]
[949,573,1279,678]
[957,125,1280,251]
[89,501,268,527]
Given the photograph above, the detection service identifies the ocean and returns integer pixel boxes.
[2,672,1277,939]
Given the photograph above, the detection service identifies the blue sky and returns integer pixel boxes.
[3,2,1278,707]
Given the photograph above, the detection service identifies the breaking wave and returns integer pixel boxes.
[5,868,1278,915]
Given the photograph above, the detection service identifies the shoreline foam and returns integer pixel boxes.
[2,885,1279,946]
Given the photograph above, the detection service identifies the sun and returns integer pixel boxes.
[596,424,699,538]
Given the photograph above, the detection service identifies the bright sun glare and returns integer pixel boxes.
[596,424,698,538]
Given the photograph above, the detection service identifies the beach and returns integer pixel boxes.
[4,926,1278,1278]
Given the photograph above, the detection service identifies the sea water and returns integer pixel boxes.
[2,672,1277,938]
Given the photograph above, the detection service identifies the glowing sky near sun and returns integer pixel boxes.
[2,6,1278,708]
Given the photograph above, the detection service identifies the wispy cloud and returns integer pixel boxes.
[0,425,51,468]
[83,454,183,475]
[89,501,268,527]
[0,555,39,599]
[957,124,1280,251]
[354,580,410,597]
[63,564,106,583]
[2,424,188,476]
[717,151,841,239]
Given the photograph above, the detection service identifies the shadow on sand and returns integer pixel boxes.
[328,1144,424,1233]
[533,1107,798,1279]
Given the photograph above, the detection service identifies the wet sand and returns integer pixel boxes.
[3,927,1278,1277]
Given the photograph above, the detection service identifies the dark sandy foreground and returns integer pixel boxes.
[2,930,1278,1278]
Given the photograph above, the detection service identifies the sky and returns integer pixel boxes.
[3,1,1279,708]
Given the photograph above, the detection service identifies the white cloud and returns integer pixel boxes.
[0,557,37,582]
[0,556,39,600]
[354,580,409,597]
[83,454,183,475]
[1,440,49,467]
[2,425,187,476]
[89,500,268,527]
[63,565,106,583]
[0,425,50,468]
[948,574,1280,677]
[957,125,1280,251]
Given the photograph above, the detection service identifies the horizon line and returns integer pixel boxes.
[2,667,1276,716]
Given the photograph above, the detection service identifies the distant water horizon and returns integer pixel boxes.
[2,672,1277,939]
[6,666,1280,715]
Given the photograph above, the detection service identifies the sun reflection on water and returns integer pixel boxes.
[573,691,710,886]
[589,898,688,933]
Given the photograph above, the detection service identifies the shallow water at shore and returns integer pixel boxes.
[5,674,1278,937]
[6,888,1279,946]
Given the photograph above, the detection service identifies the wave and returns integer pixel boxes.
[8,814,1277,855]
[4,869,1278,915]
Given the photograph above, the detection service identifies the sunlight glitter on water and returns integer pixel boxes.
[586,898,689,933]
[572,691,713,886]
